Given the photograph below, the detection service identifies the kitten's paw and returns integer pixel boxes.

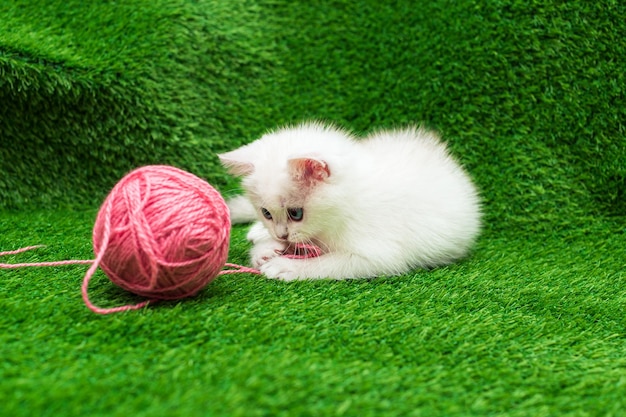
[260,257,305,281]
[247,222,272,244]
[250,242,287,268]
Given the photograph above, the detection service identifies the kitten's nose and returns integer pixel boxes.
[275,224,289,241]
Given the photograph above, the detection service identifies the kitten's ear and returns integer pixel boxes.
[218,149,254,176]
[288,157,330,184]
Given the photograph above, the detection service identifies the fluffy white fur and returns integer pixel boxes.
[219,122,481,281]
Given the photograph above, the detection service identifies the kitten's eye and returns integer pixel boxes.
[287,208,304,222]
[261,208,273,220]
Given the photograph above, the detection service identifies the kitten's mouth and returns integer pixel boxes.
[276,242,323,259]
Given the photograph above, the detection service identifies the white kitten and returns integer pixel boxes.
[219,122,481,281]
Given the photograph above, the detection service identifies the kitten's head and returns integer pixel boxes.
[219,123,349,245]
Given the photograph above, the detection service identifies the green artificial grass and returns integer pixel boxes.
[0,0,278,208]
[1,0,625,416]
[1,211,624,416]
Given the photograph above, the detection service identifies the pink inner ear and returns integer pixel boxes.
[289,158,330,183]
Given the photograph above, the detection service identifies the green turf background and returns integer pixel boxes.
[1,0,625,416]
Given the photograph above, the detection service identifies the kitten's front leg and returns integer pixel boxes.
[260,252,376,281]
[260,257,307,281]
[247,222,287,268]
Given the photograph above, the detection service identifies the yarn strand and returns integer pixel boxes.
[0,246,93,268]
[1,242,322,314]
[1,244,261,315]
[220,263,261,275]
[79,196,156,314]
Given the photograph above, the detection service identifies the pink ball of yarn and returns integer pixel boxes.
[92,165,230,300]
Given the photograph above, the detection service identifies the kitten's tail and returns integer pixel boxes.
[226,195,257,224]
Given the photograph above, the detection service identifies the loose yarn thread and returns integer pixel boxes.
[0,245,258,314]
[0,245,93,268]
